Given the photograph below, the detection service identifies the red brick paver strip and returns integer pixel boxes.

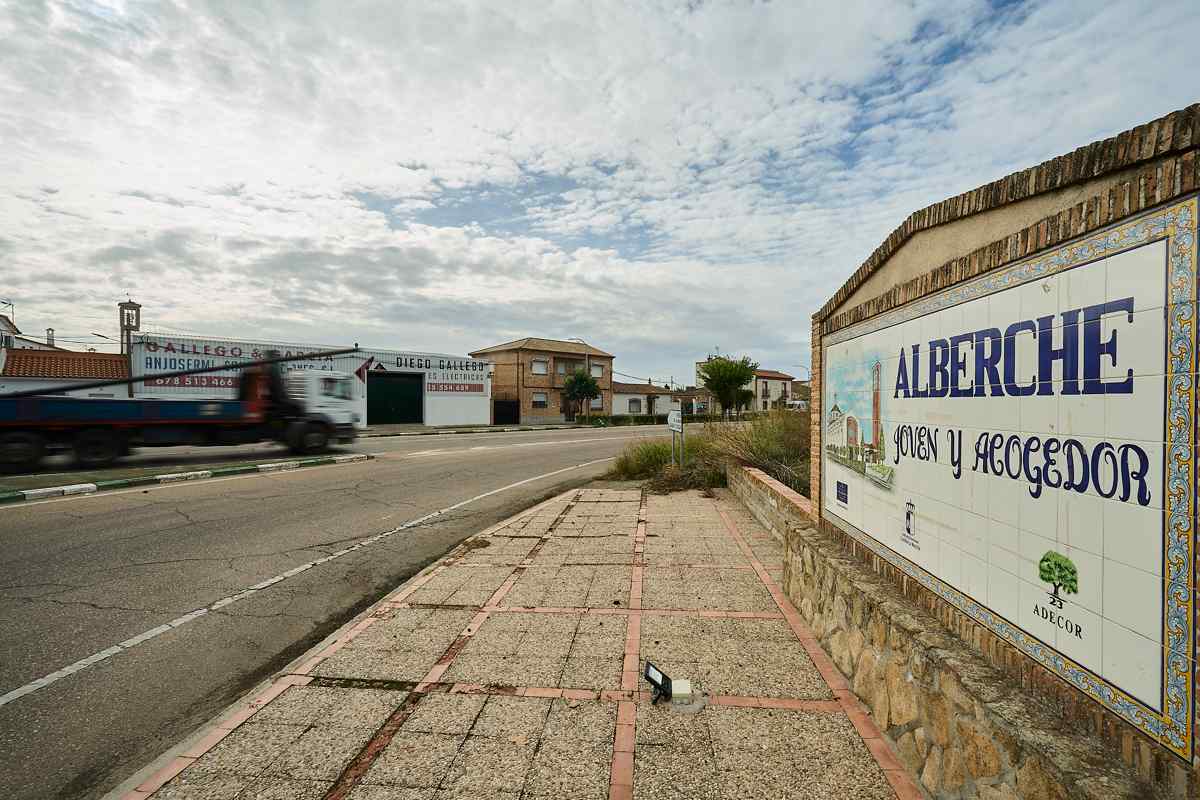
[131,488,916,800]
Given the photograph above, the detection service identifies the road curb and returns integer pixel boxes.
[0,454,374,505]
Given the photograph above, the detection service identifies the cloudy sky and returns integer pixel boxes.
[1,0,1196,386]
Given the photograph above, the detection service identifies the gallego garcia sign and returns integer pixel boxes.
[820,198,1197,758]
[131,335,489,397]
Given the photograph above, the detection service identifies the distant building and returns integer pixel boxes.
[0,315,62,351]
[694,355,794,412]
[470,337,613,424]
[0,348,130,398]
[612,381,675,416]
[753,369,794,410]
[671,386,714,415]
[789,380,811,411]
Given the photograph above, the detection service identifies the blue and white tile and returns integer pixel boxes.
[1103,500,1164,577]
[1102,618,1164,713]
[1102,559,1164,645]
[1105,239,1168,313]
[1057,490,1103,557]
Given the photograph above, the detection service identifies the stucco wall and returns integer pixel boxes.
[840,163,1146,313]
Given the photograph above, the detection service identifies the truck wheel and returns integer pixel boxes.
[74,429,121,468]
[300,424,330,454]
[0,431,45,473]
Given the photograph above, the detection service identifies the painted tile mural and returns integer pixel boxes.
[821,196,1198,758]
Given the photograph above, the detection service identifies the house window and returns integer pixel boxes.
[590,396,603,410]
[628,398,642,414]
[556,362,566,374]
[531,359,548,375]
[590,363,603,378]
[531,392,548,408]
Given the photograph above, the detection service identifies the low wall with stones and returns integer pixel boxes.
[728,465,1181,800]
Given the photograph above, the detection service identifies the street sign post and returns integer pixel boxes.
[667,410,683,466]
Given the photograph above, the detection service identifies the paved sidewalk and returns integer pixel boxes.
[126,489,920,800]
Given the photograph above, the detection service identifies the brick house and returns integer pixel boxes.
[469,338,613,424]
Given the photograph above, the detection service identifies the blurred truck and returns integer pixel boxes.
[0,349,359,472]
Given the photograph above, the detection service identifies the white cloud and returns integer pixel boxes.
[0,0,1196,381]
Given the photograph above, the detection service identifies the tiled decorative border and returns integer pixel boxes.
[821,196,1198,760]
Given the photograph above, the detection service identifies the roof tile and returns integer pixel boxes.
[2,349,129,380]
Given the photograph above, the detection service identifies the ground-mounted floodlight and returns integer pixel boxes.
[645,661,672,704]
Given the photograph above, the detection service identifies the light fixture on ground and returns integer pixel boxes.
[645,661,693,705]
[644,661,672,704]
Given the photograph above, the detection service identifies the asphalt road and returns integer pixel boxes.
[0,425,665,800]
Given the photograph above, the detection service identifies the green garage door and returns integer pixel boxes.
[367,372,424,424]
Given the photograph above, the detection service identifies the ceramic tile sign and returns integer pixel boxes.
[820,197,1198,758]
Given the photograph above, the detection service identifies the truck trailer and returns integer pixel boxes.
[0,349,360,473]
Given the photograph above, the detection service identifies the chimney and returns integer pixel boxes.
[45,328,54,348]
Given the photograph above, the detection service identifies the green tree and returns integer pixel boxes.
[1038,551,1078,600]
[563,369,600,420]
[735,388,755,414]
[697,356,758,417]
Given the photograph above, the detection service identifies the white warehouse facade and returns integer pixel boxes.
[130,334,491,428]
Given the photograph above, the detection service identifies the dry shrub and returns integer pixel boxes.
[702,410,810,496]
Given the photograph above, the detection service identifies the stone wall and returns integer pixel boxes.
[729,466,1185,800]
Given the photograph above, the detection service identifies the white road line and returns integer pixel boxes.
[0,456,615,709]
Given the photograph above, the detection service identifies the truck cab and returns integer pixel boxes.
[282,370,359,447]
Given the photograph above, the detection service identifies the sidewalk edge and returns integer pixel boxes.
[0,454,374,505]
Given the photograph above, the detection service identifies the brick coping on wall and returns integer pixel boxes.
[729,465,1192,800]
[816,103,1199,330]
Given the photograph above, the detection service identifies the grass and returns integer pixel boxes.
[604,409,810,496]
[605,432,726,493]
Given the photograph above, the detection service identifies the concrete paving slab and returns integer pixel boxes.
[441,734,537,794]
[237,778,333,799]
[346,787,434,800]
[522,739,611,798]
[559,655,622,690]
[635,702,711,747]
[443,654,566,687]
[149,771,248,800]
[186,722,303,777]
[312,648,436,682]
[471,695,552,739]
[360,732,465,788]
[542,697,617,743]
[634,742,722,800]
[250,686,405,731]
[263,725,372,780]
[402,693,486,735]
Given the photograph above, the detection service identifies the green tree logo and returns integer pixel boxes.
[1038,551,1078,609]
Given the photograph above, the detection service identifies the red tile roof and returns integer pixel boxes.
[471,337,613,358]
[1,349,129,380]
[755,369,794,380]
[612,381,675,395]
